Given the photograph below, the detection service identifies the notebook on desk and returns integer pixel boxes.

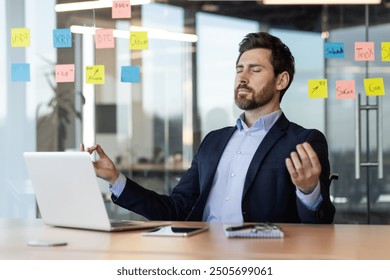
[23,151,169,232]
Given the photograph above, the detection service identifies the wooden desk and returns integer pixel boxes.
[1,219,390,260]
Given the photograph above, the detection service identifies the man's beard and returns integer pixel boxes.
[234,83,276,111]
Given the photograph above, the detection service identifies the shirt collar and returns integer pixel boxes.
[236,110,282,132]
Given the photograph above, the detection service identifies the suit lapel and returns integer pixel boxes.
[198,127,237,202]
[242,113,290,195]
[187,126,237,220]
[202,126,237,189]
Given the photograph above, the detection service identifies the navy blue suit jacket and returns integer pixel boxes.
[113,113,335,223]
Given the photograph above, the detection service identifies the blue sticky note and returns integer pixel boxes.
[11,63,30,82]
[325,42,344,59]
[121,66,140,83]
[53,28,72,48]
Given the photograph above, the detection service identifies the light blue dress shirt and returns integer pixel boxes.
[110,110,322,222]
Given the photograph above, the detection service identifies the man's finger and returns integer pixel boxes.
[302,142,321,171]
[95,144,107,159]
[285,158,299,179]
[296,144,311,168]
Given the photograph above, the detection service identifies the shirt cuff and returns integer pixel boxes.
[109,172,127,198]
[295,181,322,210]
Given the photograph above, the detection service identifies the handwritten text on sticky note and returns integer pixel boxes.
[95,29,115,49]
[86,65,105,84]
[336,80,355,99]
[56,64,75,83]
[11,28,30,47]
[355,42,375,61]
[53,28,72,48]
[112,0,131,19]
[364,77,385,96]
[121,66,140,83]
[308,79,328,98]
[381,42,390,62]
[325,42,344,59]
[11,63,30,82]
[130,32,148,50]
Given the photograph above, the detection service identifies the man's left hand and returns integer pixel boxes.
[285,142,321,194]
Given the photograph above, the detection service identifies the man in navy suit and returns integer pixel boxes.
[83,32,335,224]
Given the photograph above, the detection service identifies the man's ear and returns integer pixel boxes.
[276,71,290,91]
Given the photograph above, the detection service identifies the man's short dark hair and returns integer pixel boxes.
[237,32,295,102]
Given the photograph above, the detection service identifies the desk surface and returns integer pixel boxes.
[1,219,390,260]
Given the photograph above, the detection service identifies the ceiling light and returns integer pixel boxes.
[55,0,151,13]
[262,0,381,4]
[70,25,198,43]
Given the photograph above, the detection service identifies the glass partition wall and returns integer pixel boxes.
[1,1,390,224]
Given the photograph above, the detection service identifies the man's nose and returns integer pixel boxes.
[237,70,249,84]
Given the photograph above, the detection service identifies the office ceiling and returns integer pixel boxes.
[57,0,390,33]
[163,1,390,33]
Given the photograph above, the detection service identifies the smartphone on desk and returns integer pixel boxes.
[142,226,208,237]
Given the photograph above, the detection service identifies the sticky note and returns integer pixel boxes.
[112,0,131,19]
[11,63,30,82]
[86,65,105,84]
[355,42,375,61]
[95,29,115,49]
[381,42,390,62]
[325,42,344,59]
[56,64,75,83]
[11,28,30,47]
[364,77,385,96]
[130,31,148,50]
[121,66,140,83]
[53,28,72,48]
[308,79,328,98]
[336,80,355,99]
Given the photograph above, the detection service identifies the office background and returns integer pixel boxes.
[1,0,389,224]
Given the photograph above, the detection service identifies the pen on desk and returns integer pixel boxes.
[225,224,255,232]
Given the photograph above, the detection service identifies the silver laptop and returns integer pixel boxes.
[23,151,169,232]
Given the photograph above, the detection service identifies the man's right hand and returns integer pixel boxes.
[80,143,120,185]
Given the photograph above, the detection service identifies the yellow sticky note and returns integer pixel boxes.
[308,79,328,98]
[11,28,30,47]
[364,77,385,96]
[86,65,105,84]
[381,42,390,62]
[130,31,148,50]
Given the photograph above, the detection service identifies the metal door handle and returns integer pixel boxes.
[377,96,383,179]
[355,93,361,179]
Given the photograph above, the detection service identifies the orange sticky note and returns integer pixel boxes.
[381,42,390,62]
[364,77,385,96]
[335,80,356,100]
[112,0,131,19]
[86,65,105,84]
[56,64,75,83]
[130,31,148,50]
[11,28,30,47]
[308,79,328,99]
[95,29,115,49]
[355,42,375,61]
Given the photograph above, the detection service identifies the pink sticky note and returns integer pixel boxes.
[335,80,356,99]
[55,64,75,83]
[112,0,131,19]
[355,42,375,61]
[95,29,115,49]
